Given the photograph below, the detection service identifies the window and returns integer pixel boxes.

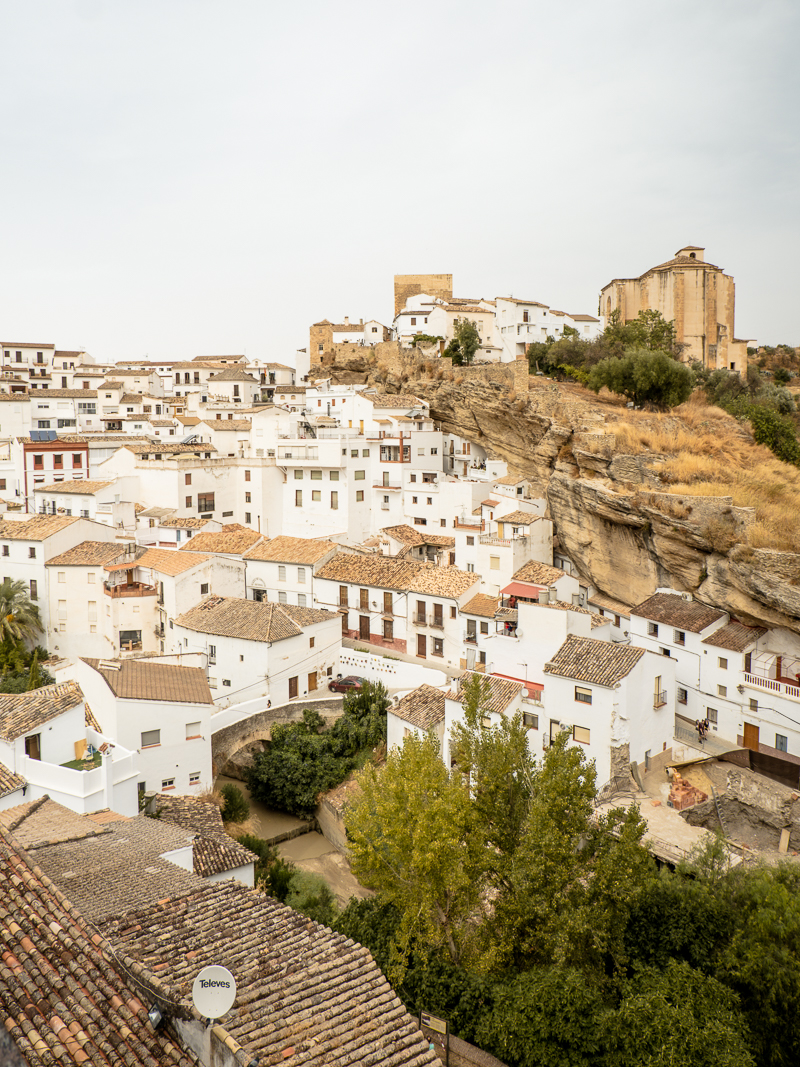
[294,469,303,479]
[674,629,685,645]
[414,517,427,525]
[223,679,231,687]
[298,594,307,606]
[0,481,4,491]
[776,734,789,752]
[480,621,489,634]
[410,474,416,483]
[72,454,82,467]
[678,687,688,704]
[53,454,63,469]
[186,722,202,739]
[356,490,364,502]
[744,652,752,674]
[28,547,36,559]
[245,469,251,481]
[749,698,758,712]
[185,473,192,485]
[573,725,591,744]
[647,622,658,636]
[161,778,175,790]
[312,490,321,501]
[718,684,727,697]
[197,492,215,512]
[354,470,365,480]
[329,470,339,481]
[57,571,65,583]
[310,470,322,480]
[0,546,6,558]
[383,618,394,640]
[278,591,287,604]
[185,496,192,507]
[575,686,592,704]
[295,490,302,506]
[309,636,315,649]
[189,771,201,786]
[331,491,338,509]
[141,729,161,748]
[430,447,438,455]
[466,536,474,546]
[200,583,209,595]
[432,638,444,657]
[523,712,538,729]
[466,563,474,572]
[427,497,432,505]
[351,450,358,458]
[33,454,43,470]
[412,496,418,504]
[490,556,500,570]
[718,657,728,669]
[661,648,671,657]
[245,492,251,503]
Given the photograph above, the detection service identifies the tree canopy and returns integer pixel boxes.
[444,318,482,365]
[0,579,42,645]
[587,346,693,409]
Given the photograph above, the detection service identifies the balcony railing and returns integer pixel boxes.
[430,618,444,629]
[413,613,427,626]
[744,672,800,701]
[653,690,668,708]
[338,596,349,608]
[464,631,478,644]
[104,582,158,598]
[480,534,513,546]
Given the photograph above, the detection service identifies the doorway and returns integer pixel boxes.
[24,733,41,761]
[417,634,426,658]
[308,672,317,693]
[359,616,370,640]
[743,722,760,751]
[289,676,298,699]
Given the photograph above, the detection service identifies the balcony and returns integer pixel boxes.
[479,534,512,546]
[430,617,444,630]
[104,582,158,598]
[464,630,478,644]
[413,613,427,626]
[338,596,349,608]
[653,690,668,708]
[743,672,800,701]
[374,482,402,490]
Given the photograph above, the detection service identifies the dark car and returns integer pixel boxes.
[328,675,367,693]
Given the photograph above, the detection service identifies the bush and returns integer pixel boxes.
[219,783,249,823]
[237,833,296,902]
[587,348,693,409]
[773,366,791,384]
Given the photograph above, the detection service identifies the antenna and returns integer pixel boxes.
[192,965,237,1023]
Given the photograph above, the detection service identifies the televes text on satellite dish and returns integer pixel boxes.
[199,979,232,988]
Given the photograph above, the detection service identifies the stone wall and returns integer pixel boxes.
[394,273,453,316]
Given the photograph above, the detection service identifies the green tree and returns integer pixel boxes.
[237,833,296,902]
[444,318,482,365]
[602,308,682,357]
[345,730,479,975]
[219,782,249,822]
[26,649,40,691]
[587,347,693,409]
[0,579,43,645]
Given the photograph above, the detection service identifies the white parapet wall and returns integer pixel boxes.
[337,649,447,689]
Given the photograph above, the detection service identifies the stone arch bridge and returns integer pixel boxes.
[210,696,344,778]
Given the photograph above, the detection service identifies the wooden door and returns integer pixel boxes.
[359,615,370,640]
[24,734,41,761]
[360,588,369,610]
[289,676,298,699]
[417,634,426,658]
[341,611,349,635]
[308,672,317,693]
[743,722,760,751]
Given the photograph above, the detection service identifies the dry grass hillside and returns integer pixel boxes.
[574,388,800,553]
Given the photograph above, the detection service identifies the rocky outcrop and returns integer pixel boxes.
[327,354,800,634]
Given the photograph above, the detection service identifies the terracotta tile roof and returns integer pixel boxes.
[154,794,258,877]
[392,684,446,730]
[0,762,25,798]
[1,341,55,348]
[497,510,539,525]
[0,392,30,401]
[47,540,125,566]
[631,593,726,632]
[201,418,252,430]
[178,525,263,555]
[479,498,499,507]
[34,387,99,397]
[493,472,526,485]
[82,658,214,704]
[158,516,212,528]
[569,313,600,322]
[0,681,84,742]
[363,393,426,408]
[447,672,523,715]
[120,547,211,576]
[84,702,101,731]
[496,296,549,307]
[701,621,768,652]
[19,433,87,444]
[243,535,337,564]
[544,634,646,687]
[539,600,609,628]
[587,591,632,617]
[0,515,79,540]
[175,596,338,643]
[461,593,500,618]
[155,793,225,834]
[192,833,258,878]
[101,881,439,1067]
[273,384,306,393]
[512,560,566,585]
[207,368,259,382]
[0,821,201,1067]
[0,796,107,849]
[381,524,455,548]
[405,566,478,598]
[125,442,217,455]
[316,552,424,590]
[32,478,114,495]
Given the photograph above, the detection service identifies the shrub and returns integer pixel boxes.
[220,783,249,823]
[237,833,296,902]
[587,348,693,409]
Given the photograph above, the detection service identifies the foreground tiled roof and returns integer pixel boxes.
[381,524,455,548]
[175,596,337,643]
[539,600,609,629]
[461,593,500,618]
[101,881,439,1067]
[701,621,768,652]
[158,516,211,528]
[124,547,211,576]
[0,681,83,742]
[0,823,200,1067]
[155,794,259,877]
[178,525,263,555]
[392,684,446,730]
[363,392,426,409]
[192,833,258,878]
[207,368,259,382]
[46,540,125,566]
[201,418,252,430]
[447,672,523,715]
[631,593,726,632]
[33,478,114,495]
[544,634,646,687]
[405,566,478,598]
[588,591,632,617]
[512,560,566,585]
[496,510,539,525]
[243,535,337,564]
[0,515,79,541]
[82,659,214,704]
[0,762,25,798]
[316,552,423,590]
[493,472,526,485]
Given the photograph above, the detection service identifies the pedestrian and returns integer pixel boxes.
[267,699,272,709]
[695,719,704,744]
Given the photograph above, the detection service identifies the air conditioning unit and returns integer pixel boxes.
[681,592,693,602]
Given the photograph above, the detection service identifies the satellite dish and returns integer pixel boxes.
[191,965,237,1020]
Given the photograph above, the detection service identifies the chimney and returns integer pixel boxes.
[343,316,350,326]
[539,589,549,605]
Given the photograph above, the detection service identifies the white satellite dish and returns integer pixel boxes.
[192,965,237,1020]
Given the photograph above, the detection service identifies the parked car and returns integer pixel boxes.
[328,675,367,693]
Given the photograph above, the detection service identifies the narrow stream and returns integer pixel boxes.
[214,774,333,862]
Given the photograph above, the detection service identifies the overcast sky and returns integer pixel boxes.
[0,0,797,362]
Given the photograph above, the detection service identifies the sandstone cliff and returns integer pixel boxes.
[323,351,800,634]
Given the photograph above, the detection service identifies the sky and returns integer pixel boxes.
[0,0,798,363]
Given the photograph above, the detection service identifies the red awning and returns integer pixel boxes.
[500,581,545,598]
[491,671,544,693]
